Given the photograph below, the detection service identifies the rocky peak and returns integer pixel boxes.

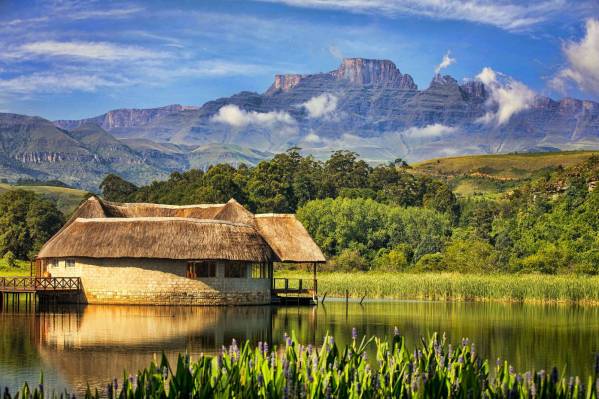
[460,80,487,100]
[429,74,459,88]
[331,58,417,89]
[266,74,304,95]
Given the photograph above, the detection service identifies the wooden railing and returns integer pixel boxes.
[272,278,316,295]
[0,277,81,292]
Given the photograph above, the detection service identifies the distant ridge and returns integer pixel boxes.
[53,58,599,163]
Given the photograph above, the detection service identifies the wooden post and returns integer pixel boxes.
[313,262,317,300]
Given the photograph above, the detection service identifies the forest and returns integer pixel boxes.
[98,149,599,275]
[1,149,598,276]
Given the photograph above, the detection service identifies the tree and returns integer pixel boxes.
[3,251,16,268]
[100,174,138,202]
[0,190,64,259]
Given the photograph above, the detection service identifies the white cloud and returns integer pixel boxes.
[0,73,126,94]
[164,60,269,78]
[434,51,456,74]
[301,93,338,118]
[304,131,323,143]
[14,41,164,61]
[403,124,457,138]
[476,67,536,126]
[328,45,344,61]
[211,104,296,128]
[261,0,569,31]
[552,18,599,95]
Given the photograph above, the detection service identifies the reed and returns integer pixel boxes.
[280,271,599,304]
[5,330,599,398]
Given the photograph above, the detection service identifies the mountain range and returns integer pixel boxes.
[1,58,598,190]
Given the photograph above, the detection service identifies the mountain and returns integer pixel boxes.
[54,58,599,163]
[0,114,271,191]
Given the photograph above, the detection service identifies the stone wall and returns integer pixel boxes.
[47,258,271,305]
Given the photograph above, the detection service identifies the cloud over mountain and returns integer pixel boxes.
[476,67,536,126]
[302,93,338,118]
[434,51,456,74]
[211,104,296,128]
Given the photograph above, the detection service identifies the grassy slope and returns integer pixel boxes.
[0,258,31,276]
[278,271,599,304]
[0,183,88,215]
[412,150,599,197]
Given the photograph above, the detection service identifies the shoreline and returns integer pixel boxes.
[278,271,599,306]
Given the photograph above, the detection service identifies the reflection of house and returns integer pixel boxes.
[36,197,325,305]
[35,305,276,395]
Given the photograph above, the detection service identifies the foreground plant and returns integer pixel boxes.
[5,329,599,398]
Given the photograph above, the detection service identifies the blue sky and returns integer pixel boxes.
[0,0,598,120]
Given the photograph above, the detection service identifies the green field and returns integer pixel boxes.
[413,150,599,179]
[0,183,88,215]
[0,258,31,276]
[279,271,599,304]
[411,150,599,198]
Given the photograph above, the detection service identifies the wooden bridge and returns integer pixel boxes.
[0,277,81,307]
[272,277,317,305]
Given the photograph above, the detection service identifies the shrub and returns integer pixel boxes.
[372,247,409,271]
[331,248,368,271]
[2,250,16,268]
[413,252,445,272]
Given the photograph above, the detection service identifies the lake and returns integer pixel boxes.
[2,300,599,395]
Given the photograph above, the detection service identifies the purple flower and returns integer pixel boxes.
[329,336,334,346]
[352,327,358,340]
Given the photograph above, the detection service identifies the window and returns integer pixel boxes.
[225,263,247,278]
[48,259,58,268]
[187,261,217,279]
[251,263,268,279]
[65,259,75,268]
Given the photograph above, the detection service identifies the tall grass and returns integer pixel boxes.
[5,331,599,398]
[0,258,31,276]
[280,272,599,304]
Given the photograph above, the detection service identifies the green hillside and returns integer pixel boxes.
[412,151,599,197]
[0,183,88,215]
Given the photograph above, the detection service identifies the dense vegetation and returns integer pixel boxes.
[278,271,599,304]
[6,331,599,398]
[0,190,64,260]
[101,149,458,216]
[101,151,599,275]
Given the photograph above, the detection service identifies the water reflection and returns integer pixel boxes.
[2,301,599,395]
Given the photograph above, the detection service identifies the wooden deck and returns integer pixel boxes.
[0,276,82,308]
[0,276,82,292]
[272,277,317,305]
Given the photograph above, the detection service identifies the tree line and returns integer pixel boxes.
[2,149,598,276]
[101,149,458,216]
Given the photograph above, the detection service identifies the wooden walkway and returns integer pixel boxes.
[272,277,317,305]
[0,277,82,308]
[0,276,81,293]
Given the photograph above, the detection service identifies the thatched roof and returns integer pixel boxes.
[42,196,325,263]
[38,217,274,262]
[214,199,256,226]
[255,214,326,263]
[102,201,225,219]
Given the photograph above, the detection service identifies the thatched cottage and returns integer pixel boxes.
[36,197,325,305]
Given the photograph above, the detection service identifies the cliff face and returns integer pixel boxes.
[331,58,417,89]
[53,58,599,164]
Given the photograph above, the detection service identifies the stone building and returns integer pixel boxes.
[36,197,325,305]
